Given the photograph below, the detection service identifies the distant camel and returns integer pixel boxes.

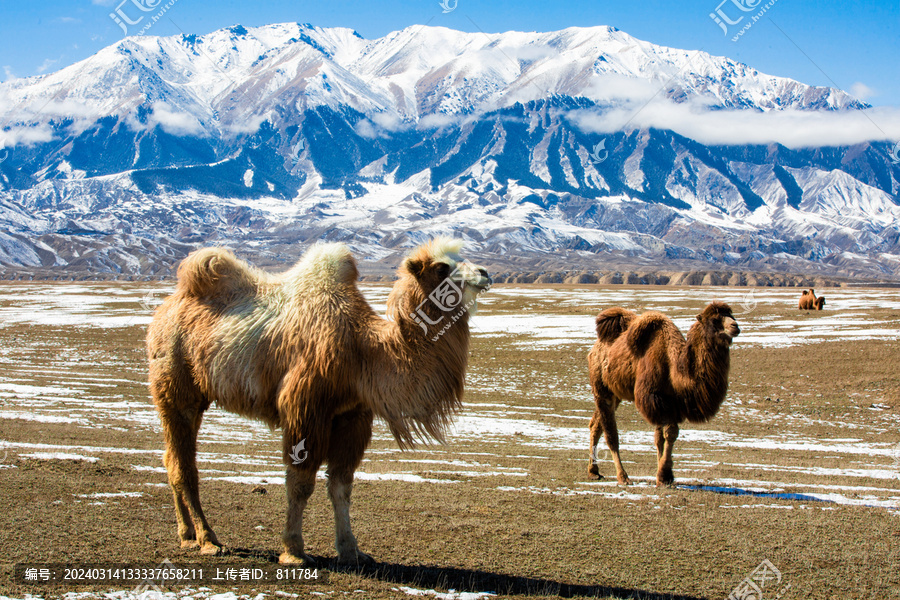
[799,289,825,310]
[587,302,740,486]
[147,239,490,564]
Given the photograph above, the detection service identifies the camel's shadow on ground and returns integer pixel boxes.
[679,484,834,504]
[226,547,708,600]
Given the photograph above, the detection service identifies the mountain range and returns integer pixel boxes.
[0,22,898,280]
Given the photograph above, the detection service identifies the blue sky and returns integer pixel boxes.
[1,0,898,106]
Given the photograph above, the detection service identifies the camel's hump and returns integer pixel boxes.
[594,307,636,344]
[625,311,671,354]
[283,242,358,288]
[176,244,358,299]
[176,247,257,298]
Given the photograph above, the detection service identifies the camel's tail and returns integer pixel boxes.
[594,307,636,344]
[625,312,669,355]
[176,247,256,298]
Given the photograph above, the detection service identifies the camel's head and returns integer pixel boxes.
[697,301,740,343]
[814,296,825,310]
[393,238,491,334]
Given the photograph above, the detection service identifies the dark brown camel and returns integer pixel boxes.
[587,302,740,486]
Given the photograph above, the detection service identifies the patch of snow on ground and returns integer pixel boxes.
[20,452,99,462]
[397,586,497,600]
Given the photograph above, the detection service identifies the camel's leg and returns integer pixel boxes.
[590,391,629,484]
[171,490,194,547]
[588,409,603,478]
[279,417,323,565]
[601,402,630,485]
[326,408,374,565]
[157,402,221,554]
[653,425,666,464]
[655,423,679,486]
[280,463,318,565]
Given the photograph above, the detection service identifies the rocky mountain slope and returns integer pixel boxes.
[0,23,897,280]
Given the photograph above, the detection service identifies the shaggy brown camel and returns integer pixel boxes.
[587,302,739,486]
[798,289,825,310]
[146,239,490,565]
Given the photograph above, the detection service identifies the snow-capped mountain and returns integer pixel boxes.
[0,23,897,279]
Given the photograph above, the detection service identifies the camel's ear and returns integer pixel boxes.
[404,257,427,279]
[696,313,703,322]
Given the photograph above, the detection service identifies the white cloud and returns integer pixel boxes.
[0,94,102,143]
[143,102,205,136]
[354,119,378,139]
[3,66,16,82]
[850,82,877,102]
[510,44,560,63]
[225,114,267,135]
[581,74,659,104]
[565,99,900,149]
[353,112,410,139]
[369,111,406,132]
[417,113,464,130]
[39,99,103,137]
[0,124,55,148]
[0,96,207,147]
[36,58,59,75]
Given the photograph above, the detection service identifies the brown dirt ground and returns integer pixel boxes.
[0,282,898,599]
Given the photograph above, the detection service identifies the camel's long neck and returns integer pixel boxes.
[360,288,471,448]
[675,325,731,423]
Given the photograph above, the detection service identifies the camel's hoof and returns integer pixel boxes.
[656,478,675,488]
[617,475,631,485]
[338,549,374,566]
[588,464,599,477]
[180,540,199,549]
[279,551,315,566]
[199,542,224,555]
